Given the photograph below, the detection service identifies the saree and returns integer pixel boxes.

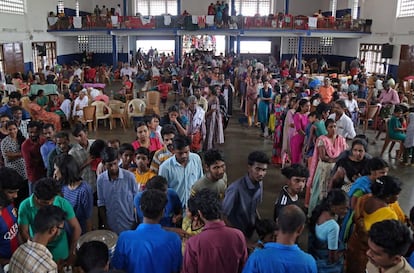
[28,102,61,131]
[281,109,295,163]
[306,135,347,215]
[346,195,398,273]
[271,105,287,165]
[204,97,224,150]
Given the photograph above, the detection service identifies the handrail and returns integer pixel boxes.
[47,14,372,33]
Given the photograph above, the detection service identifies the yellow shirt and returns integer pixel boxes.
[134,170,156,191]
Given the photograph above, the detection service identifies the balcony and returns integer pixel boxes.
[47,14,372,38]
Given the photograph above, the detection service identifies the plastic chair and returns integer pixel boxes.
[127,99,146,126]
[380,118,403,158]
[109,100,126,131]
[145,91,160,115]
[91,101,112,131]
[82,105,96,132]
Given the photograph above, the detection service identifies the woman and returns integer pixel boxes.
[309,189,349,273]
[131,121,162,153]
[340,157,389,242]
[54,154,93,234]
[346,175,403,273]
[161,105,188,136]
[282,97,298,166]
[330,138,370,192]
[27,95,61,131]
[1,121,27,182]
[36,89,49,108]
[204,86,224,151]
[271,93,289,165]
[73,89,89,119]
[290,99,310,164]
[245,77,258,127]
[258,79,273,136]
[306,119,347,216]
[178,98,190,127]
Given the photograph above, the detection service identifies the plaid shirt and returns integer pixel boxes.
[9,240,58,273]
[69,139,97,192]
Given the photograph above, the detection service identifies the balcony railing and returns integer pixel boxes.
[47,14,372,33]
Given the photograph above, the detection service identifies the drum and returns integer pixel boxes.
[77,230,118,260]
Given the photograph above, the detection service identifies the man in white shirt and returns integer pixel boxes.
[73,89,89,118]
[120,63,134,78]
[329,99,356,139]
[344,91,359,127]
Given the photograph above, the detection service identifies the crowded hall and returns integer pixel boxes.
[1,0,414,272]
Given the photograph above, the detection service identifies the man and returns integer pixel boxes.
[47,131,71,177]
[159,135,203,206]
[72,89,89,119]
[366,220,414,273]
[112,189,182,273]
[187,95,206,153]
[193,86,208,112]
[378,82,400,106]
[10,205,66,273]
[18,178,81,263]
[76,241,109,273]
[183,189,247,273]
[0,167,23,266]
[221,78,234,116]
[97,147,137,234]
[0,91,30,120]
[40,123,56,169]
[191,149,227,201]
[242,205,317,273]
[120,63,134,78]
[11,106,29,139]
[222,151,269,239]
[328,99,356,139]
[344,91,359,127]
[69,123,96,192]
[318,78,335,104]
[21,121,46,195]
[150,124,176,174]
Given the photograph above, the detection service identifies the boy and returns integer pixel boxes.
[134,147,156,191]
[273,164,309,220]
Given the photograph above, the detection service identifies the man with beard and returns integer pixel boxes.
[21,121,46,195]
[40,123,56,170]
[193,86,208,112]
[97,147,137,234]
[159,135,203,207]
[10,206,67,273]
[150,124,177,174]
[191,149,226,201]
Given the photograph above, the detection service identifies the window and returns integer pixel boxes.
[135,0,177,16]
[0,0,24,15]
[233,0,272,16]
[352,0,358,19]
[330,0,337,18]
[288,37,334,55]
[58,0,64,14]
[32,42,57,73]
[397,0,414,17]
[359,44,389,74]
[233,41,271,54]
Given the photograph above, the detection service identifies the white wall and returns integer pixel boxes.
[334,38,358,57]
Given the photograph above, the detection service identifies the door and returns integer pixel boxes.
[2,43,24,76]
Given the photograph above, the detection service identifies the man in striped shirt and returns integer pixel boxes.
[10,205,66,273]
[150,124,176,174]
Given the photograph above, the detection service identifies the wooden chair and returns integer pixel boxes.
[91,101,112,131]
[61,75,74,92]
[82,105,96,132]
[380,118,403,158]
[109,100,126,131]
[357,99,380,133]
[127,99,146,126]
[144,91,160,115]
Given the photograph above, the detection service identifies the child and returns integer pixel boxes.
[304,111,317,161]
[403,108,414,165]
[107,138,121,150]
[117,143,136,173]
[134,147,156,191]
[89,139,107,174]
[182,197,205,252]
[273,164,309,221]
[255,219,278,249]
[389,105,406,160]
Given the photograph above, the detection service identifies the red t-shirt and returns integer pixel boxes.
[132,137,163,152]
[157,83,170,99]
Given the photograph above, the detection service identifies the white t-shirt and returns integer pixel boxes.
[328,113,356,139]
[345,99,358,113]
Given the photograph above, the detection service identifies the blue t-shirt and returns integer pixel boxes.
[0,205,18,259]
[62,181,94,234]
[242,242,317,273]
[409,252,414,268]
[134,189,182,227]
[112,223,182,273]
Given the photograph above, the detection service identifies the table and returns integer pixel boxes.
[30,84,58,96]
[83,83,106,90]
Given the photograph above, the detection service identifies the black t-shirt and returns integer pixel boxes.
[273,186,297,221]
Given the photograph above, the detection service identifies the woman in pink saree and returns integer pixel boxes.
[306,118,347,216]
[281,97,298,166]
[290,98,310,164]
[28,95,61,131]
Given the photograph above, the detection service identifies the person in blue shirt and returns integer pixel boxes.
[159,135,203,207]
[112,189,182,273]
[0,91,30,120]
[40,123,56,169]
[134,175,182,228]
[242,204,317,273]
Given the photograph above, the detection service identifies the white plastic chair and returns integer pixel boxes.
[91,101,112,131]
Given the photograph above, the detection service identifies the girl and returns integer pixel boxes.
[388,105,406,160]
[271,93,289,165]
[309,189,348,273]
[258,79,273,136]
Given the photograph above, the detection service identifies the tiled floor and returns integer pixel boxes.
[88,86,414,219]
